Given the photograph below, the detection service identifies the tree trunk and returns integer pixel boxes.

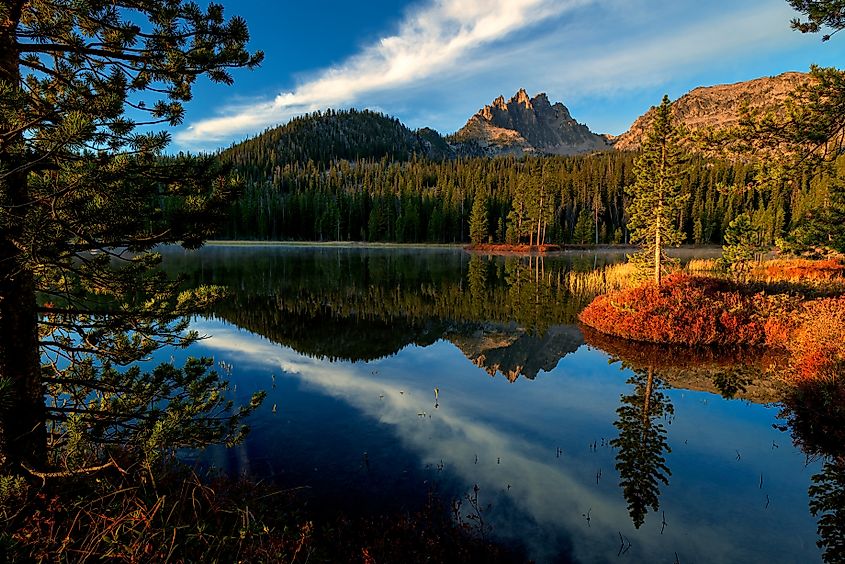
[536,194,543,246]
[655,210,662,284]
[0,253,46,470]
[594,204,599,245]
[0,6,47,470]
[655,143,666,285]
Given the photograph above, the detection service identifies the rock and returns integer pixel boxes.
[451,89,611,157]
[613,72,809,151]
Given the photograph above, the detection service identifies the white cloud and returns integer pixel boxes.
[175,0,587,147]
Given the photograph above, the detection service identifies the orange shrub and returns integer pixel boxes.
[755,259,845,281]
[578,274,798,347]
[786,296,845,380]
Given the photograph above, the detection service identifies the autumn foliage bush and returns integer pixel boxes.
[754,258,845,281]
[578,274,797,347]
[580,273,845,382]
[786,296,845,380]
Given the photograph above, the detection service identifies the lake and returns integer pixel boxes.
[159,245,826,563]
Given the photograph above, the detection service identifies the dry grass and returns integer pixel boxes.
[685,258,721,273]
[562,262,637,297]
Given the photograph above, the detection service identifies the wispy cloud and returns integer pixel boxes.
[176,0,825,148]
[175,0,586,147]
[542,2,801,95]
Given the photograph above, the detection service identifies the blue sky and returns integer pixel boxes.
[173,0,845,152]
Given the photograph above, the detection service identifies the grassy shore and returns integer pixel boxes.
[205,240,723,257]
[206,240,465,249]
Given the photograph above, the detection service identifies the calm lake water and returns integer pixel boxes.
[159,245,826,563]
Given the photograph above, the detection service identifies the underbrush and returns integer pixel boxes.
[0,459,521,563]
[578,274,798,347]
[2,460,310,563]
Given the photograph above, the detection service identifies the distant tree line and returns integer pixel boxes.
[216,108,835,247]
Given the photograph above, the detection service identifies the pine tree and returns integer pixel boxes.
[469,188,489,245]
[0,2,263,473]
[721,213,763,275]
[788,1,845,38]
[626,96,688,284]
[573,208,593,244]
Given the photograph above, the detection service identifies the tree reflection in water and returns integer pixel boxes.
[611,365,674,528]
[581,327,782,530]
[780,374,845,564]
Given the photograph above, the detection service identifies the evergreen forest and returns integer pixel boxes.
[216,109,837,246]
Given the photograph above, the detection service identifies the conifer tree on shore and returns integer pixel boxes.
[626,96,688,283]
[0,1,263,473]
[469,188,489,245]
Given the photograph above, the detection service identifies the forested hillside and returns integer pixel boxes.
[223,108,453,167]
[217,108,832,245]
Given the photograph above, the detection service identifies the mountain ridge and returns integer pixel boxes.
[221,72,809,166]
[613,71,808,150]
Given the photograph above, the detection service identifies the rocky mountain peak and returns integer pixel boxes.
[452,89,610,157]
[532,92,551,106]
[512,88,532,109]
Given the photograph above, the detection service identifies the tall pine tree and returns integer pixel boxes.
[626,96,688,283]
[0,2,263,473]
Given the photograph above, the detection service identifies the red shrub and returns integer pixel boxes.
[578,274,791,347]
[581,273,845,387]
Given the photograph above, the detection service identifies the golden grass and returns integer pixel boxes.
[685,258,721,273]
[562,256,844,307]
[562,262,637,297]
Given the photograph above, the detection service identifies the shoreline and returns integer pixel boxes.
[205,240,465,249]
[204,240,723,256]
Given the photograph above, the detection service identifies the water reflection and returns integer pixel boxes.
[780,376,845,563]
[165,247,602,377]
[612,366,674,529]
[159,246,823,563]
[581,325,781,403]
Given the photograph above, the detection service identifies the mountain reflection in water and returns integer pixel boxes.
[160,245,827,563]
